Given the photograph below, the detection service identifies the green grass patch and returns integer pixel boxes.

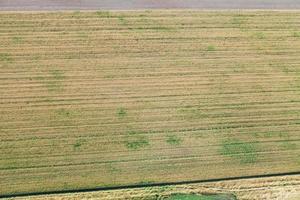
[207,45,216,51]
[221,139,259,164]
[166,194,236,200]
[280,141,297,150]
[55,108,73,119]
[292,31,300,38]
[263,132,278,138]
[231,17,243,26]
[117,107,127,117]
[125,136,150,150]
[128,130,144,135]
[252,131,287,139]
[231,15,247,29]
[46,70,65,91]
[32,55,41,60]
[230,14,249,32]
[96,11,111,18]
[166,135,182,145]
[12,36,23,44]
[46,83,62,92]
[253,32,266,39]
[153,185,170,193]
[73,139,86,150]
[118,15,128,25]
[251,131,287,138]
[0,53,12,62]
[73,141,81,149]
[50,70,65,80]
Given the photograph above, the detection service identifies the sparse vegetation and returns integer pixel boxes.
[0,53,12,62]
[117,107,127,117]
[46,70,65,91]
[207,45,216,51]
[221,139,259,164]
[280,141,297,150]
[166,135,182,145]
[125,136,150,150]
[72,11,81,18]
[292,31,300,38]
[118,15,128,25]
[96,11,111,18]
[12,36,23,44]
[55,108,72,118]
[253,32,266,39]
[50,70,65,80]
[178,106,207,119]
[154,26,175,31]
[128,130,145,135]
[231,15,246,28]
[73,139,86,150]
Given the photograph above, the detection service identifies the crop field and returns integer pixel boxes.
[0,10,300,197]
[11,175,300,200]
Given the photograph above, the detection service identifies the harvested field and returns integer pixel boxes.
[0,10,300,196]
[10,175,300,200]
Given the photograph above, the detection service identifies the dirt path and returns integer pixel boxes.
[1,0,300,11]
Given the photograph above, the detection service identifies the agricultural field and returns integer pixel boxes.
[10,174,300,200]
[0,10,300,197]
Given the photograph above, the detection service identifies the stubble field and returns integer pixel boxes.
[11,175,300,200]
[0,10,300,196]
